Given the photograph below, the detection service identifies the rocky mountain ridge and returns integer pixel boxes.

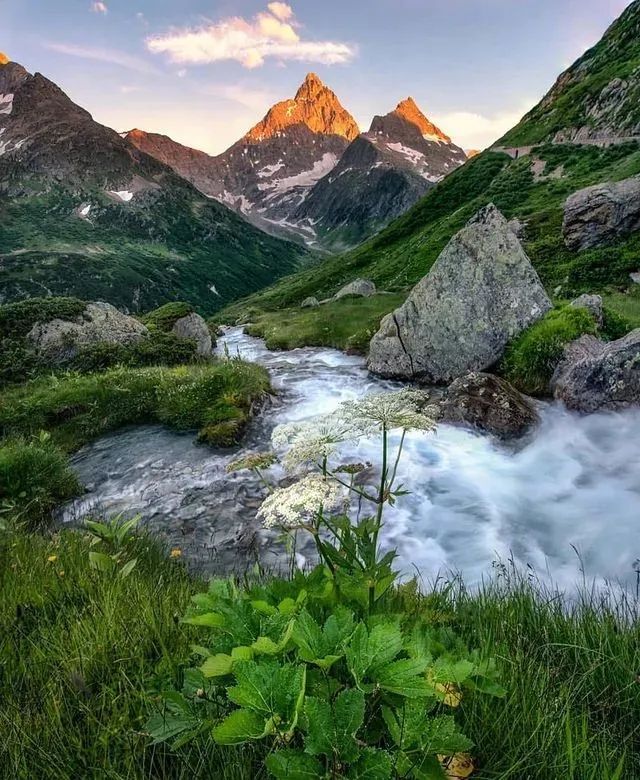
[0,59,307,312]
[126,77,467,251]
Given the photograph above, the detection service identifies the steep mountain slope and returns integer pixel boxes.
[500,0,640,146]
[0,60,307,313]
[219,1,640,323]
[291,98,467,250]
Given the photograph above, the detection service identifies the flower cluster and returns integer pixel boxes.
[339,388,436,433]
[226,451,277,473]
[271,416,354,473]
[257,474,343,529]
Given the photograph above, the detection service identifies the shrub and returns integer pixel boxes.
[69,331,200,373]
[142,301,195,332]
[147,390,504,777]
[601,305,634,341]
[0,435,81,525]
[501,305,597,395]
[0,296,87,339]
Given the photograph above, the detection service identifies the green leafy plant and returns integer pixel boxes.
[85,514,142,579]
[147,389,505,777]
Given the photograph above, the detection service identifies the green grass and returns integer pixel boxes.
[0,436,82,526]
[141,301,195,332]
[0,361,271,452]
[603,287,640,328]
[240,294,406,353]
[1,526,638,779]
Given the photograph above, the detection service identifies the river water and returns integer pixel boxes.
[61,327,640,591]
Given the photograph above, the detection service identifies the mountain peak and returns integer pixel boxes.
[0,52,9,66]
[244,74,359,143]
[392,97,451,142]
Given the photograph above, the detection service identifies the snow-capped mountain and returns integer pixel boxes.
[126,79,467,251]
[290,98,468,250]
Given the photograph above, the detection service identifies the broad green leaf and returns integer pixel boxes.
[304,688,364,763]
[266,749,324,779]
[382,700,430,750]
[251,599,277,616]
[118,557,137,579]
[200,653,233,678]
[312,654,342,671]
[467,676,507,698]
[88,551,115,572]
[346,748,392,779]
[227,660,306,728]
[421,716,473,755]
[430,659,475,685]
[231,646,254,661]
[252,636,280,655]
[398,751,447,780]
[145,710,199,745]
[278,597,297,615]
[376,658,432,698]
[346,622,403,686]
[182,612,225,628]
[212,708,271,745]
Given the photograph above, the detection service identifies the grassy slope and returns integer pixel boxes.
[1,526,638,779]
[499,0,640,146]
[0,186,309,316]
[0,361,270,452]
[218,144,640,333]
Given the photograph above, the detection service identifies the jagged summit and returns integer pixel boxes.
[0,52,9,66]
[244,73,359,143]
[393,97,451,142]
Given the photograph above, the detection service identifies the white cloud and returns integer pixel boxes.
[267,2,294,22]
[46,42,160,75]
[146,4,356,69]
[431,101,534,151]
[91,2,108,14]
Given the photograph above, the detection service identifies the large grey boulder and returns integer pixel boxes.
[438,372,539,440]
[551,330,640,412]
[562,175,640,251]
[171,312,212,356]
[334,279,376,299]
[367,204,552,382]
[570,293,603,327]
[300,296,320,309]
[27,301,149,362]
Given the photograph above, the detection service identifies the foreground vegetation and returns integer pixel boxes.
[1,523,637,779]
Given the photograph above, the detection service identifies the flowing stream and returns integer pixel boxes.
[62,327,640,591]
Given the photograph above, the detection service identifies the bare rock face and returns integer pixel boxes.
[334,279,377,300]
[367,204,552,383]
[438,372,539,440]
[570,293,603,326]
[27,302,149,362]
[562,175,640,251]
[551,330,640,412]
[171,312,212,357]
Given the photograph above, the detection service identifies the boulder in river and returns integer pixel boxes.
[334,279,376,299]
[367,204,552,382]
[438,372,539,440]
[27,301,149,362]
[562,175,640,251]
[569,293,603,327]
[551,330,640,412]
[171,312,213,356]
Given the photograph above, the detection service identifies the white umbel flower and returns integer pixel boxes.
[257,474,343,529]
[338,388,436,433]
[271,416,354,472]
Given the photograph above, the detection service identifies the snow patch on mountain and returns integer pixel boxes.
[0,93,14,115]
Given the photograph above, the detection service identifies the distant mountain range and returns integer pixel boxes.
[125,74,467,251]
[0,60,307,312]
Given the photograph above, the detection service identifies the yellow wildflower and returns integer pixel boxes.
[170,548,183,559]
[47,555,57,563]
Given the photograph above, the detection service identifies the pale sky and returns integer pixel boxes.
[2,0,634,154]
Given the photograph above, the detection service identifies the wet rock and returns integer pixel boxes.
[334,278,376,299]
[367,204,552,382]
[569,293,603,327]
[171,312,213,356]
[551,330,640,412]
[300,296,320,308]
[27,301,148,362]
[438,372,539,440]
[562,175,640,251]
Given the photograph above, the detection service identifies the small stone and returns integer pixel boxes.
[569,293,603,327]
[300,296,320,308]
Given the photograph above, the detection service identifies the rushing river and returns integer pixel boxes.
[61,327,640,591]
